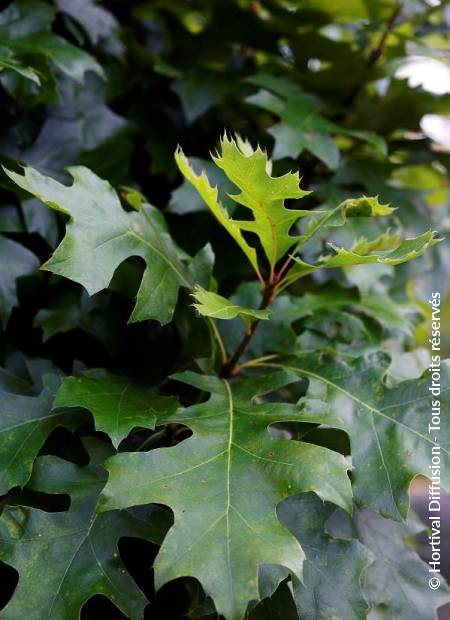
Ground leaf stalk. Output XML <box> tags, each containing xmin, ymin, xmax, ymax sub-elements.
<box><xmin>220</xmin><ymin>282</ymin><xmax>276</xmax><ymax>378</ymax></box>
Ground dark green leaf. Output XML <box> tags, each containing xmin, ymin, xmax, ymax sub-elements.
<box><xmin>279</xmin><ymin>493</ymin><xmax>371</xmax><ymax>620</ymax></box>
<box><xmin>0</xmin><ymin>373</ymin><xmax>84</xmax><ymax>494</ymax></box>
<box><xmin>328</xmin><ymin>507</ymin><xmax>450</xmax><ymax>620</ymax></box>
<box><xmin>4</xmin><ymin>165</ymin><xmax>195</xmax><ymax>325</ymax></box>
<box><xmin>98</xmin><ymin>372</ymin><xmax>352</xmax><ymax>619</ymax></box>
<box><xmin>0</xmin><ymin>235</ymin><xmax>39</xmax><ymax>328</ymax></box>
<box><xmin>275</xmin><ymin>353</ymin><xmax>450</xmax><ymax>520</ymax></box>
<box><xmin>0</xmin><ymin>0</ymin><xmax>103</xmax><ymax>102</ymax></box>
<box><xmin>0</xmin><ymin>441</ymin><xmax>171</xmax><ymax>619</ymax></box>
<box><xmin>55</xmin><ymin>372</ymin><xmax>180</xmax><ymax>447</ymax></box>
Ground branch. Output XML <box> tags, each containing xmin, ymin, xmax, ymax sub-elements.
<box><xmin>367</xmin><ymin>4</ymin><xmax>402</xmax><ymax>67</ymax></box>
<box><xmin>342</xmin><ymin>3</ymin><xmax>402</xmax><ymax>107</ymax></box>
<box><xmin>219</xmin><ymin>283</ymin><xmax>276</xmax><ymax>378</ymax></box>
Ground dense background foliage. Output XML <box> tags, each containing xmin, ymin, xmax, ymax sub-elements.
<box><xmin>0</xmin><ymin>0</ymin><xmax>449</xmax><ymax>618</ymax></box>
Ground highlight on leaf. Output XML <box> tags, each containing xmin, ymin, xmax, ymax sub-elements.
<box><xmin>54</xmin><ymin>372</ymin><xmax>180</xmax><ymax>448</ymax></box>
<box><xmin>175</xmin><ymin>132</ymin><xmax>313</xmax><ymax>280</ymax></box>
<box><xmin>340</xmin><ymin>195</ymin><xmax>395</xmax><ymax>217</ymax></box>
<box><xmin>175</xmin><ymin>135</ymin><xmax>441</xmax><ymax>294</ymax></box>
<box><xmin>174</xmin><ymin>144</ymin><xmax>262</xmax><ymax>283</ymax></box>
<box><xmin>191</xmin><ymin>285</ymin><xmax>271</xmax><ymax>322</ymax></box>
<box><xmin>2</xmin><ymin>164</ymin><xmax>194</xmax><ymax>325</ymax></box>
<box><xmin>292</xmin><ymin>230</ymin><xmax>441</xmax><ymax>271</ymax></box>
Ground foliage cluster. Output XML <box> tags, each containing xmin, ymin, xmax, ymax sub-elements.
<box><xmin>0</xmin><ymin>1</ymin><xmax>449</xmax><ymax>619</ymax></box>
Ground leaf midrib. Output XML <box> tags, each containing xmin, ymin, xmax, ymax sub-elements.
<box><xmin>226</xmin><ymin>161</ymin><xmax>279</xmax><ymax>265</ymax></box>
<box><xmin>49</xmin><ymin>223</ymin><xmax>192</xmax><ymax>291</ymax></box>
<box><xmin>46</xmin><ymin>519</ymin><xmax>97</xmax><ymax>619</ymax></box>
<box><xmin>369</xmin><ymin>415</ymin><xmax>403</xmax><ymax>519</ymax></box>
<box><xmin>116</xmin><ymin>382</ymin><xmax>130</xmax><ymax>440</ymax></box>
<box><xmin>274</xmin><ymin>363</ymin><xmax>448</xmax><ymax>453</ymax></box>
<box><xmin>1</xmin><ymin>408</ymin><xmax>70</xmax><ymax>433</ymax></box>
<box><xmin>223</xmin><ymin>379</ymin><xmax>235</xmax><ymax>611</ymax></box>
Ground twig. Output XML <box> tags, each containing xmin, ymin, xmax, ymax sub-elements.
<box><xmin>234</xmin><ymin>354</ymin><xmax>279</xmax><ymax>373</ymax></box>
<box><xmin>220</xmin><ymin>283</ymin><xmax>276</xmax><ymax>378</ymax></box>
<box><xmin>367</xmin><ymin>4</ymin><xmax>403</xmax><ymax>67</ymax></box>
<box><xmin>208</xmin><ymin>318</ymin><xmax>228</xmax><ymax>365</ymax></box>
<box><xmin>342</xmin><ymin>3</ymin><xmax>403</xmax><ymax>108</ymax></box>
<box><xmin>136</xmin><ymin>428</ymin><xmax>168</xmax><ymax>451</ymax></box>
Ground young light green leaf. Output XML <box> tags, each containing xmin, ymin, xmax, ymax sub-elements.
<box><xmin>345</xmin><ymin>230</ymin><xmax>402</xmax><ymax>256</ymax></box>
<box><xmin>273</xmin><ymin>352</ymin><xmax>450</xmax><ymax>520</ymax></box>
<box><xmin>219</xmin><ymin>282</ymin><xmax>298</xmax><ymax>361</ymax></box>
<box><xmin>340</xmin><ymin>196</ymin><xmax>394</xmax><ymax>217</ymax></box>
<box><xmin>0</xmin><ymin>443</ymin><xmax>171</xmax><ymax>620</ymax></box>
<box><xmin>294</xmin><ymin>196</ymin><xmax>396</xmax><ymax>252</ymax></box>
<box><xmin>285</xmin><ymin>230</ymin><xmax>441</xmax><ymax>287</ymax></box>
<box><xmin>212</xmin><ymin>134</ymin><xmax>312</xmax><ymax>269</ymax></box>
<box><xmin>3</xmin><ymin>165</ymin><xmax>194</xmax><ymax>325</ymax></box>
<box><xmin>169</xmin><ymin>156</ymin><xmax>236</xmax><ymax>215</ymax></box>
<box><xmin>323</xmin><ymin>231</ymin><xmax>440</xmax><ymax>268</ymax></box>
<box><xmin>54</xmin><ymin>372</ymin><xmax>180</xmax><ymax>448</ymax></box>
<box><xmin>98</xmin><ymin>372</ymin><xmax>352</xmax><ymax>620</ymax></box>
<box><xmin>174</xmin><ymin>144</ymin><xmax>261</xmax><ymax>280</ymax></box>
<box><xmin>191</xmin><ymin>286</ymin><xmax>270</xmax><ymax>322</ymax></box>
<box><xmin>176</xmin><ymin>133</ymin><xmax>314</xmax><ymax>275</ymax></box>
